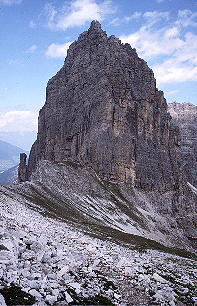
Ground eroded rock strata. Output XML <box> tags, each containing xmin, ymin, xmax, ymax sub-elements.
<box><xmin>27</xmin><ymin>21</ymin><xmax>181</xmax><ymax>193</ymax></box>
<box><xmin>168</xmin><ymin>102</ymin><xmax>197</xmax><ymax>187</ymax></box>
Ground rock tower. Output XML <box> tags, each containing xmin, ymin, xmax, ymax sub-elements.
<box><xmin>27</xmin><ymin>21</ymin><xmax>181</xmax><ymax>192</ymax></box>
<box><xmin>18</xmin><ymin>153</ymin><xmax>27</xmax><ymax>183</ymax></box>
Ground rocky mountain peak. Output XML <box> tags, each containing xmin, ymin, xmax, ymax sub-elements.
<box><xmin>27</xmin><ymin>21</ymin><xmax>182</xmax><ymax>193</ymax></box>
<box><xmin>89</xmin><ymin>20</ymin><xmax>102</xmax><ymax>31</ymax></box>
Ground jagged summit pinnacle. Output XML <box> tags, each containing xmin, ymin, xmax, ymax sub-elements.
<box><xmin>89</xmin><ymin>20</ymin><xmax>102</xmax><ymax>30</ymax></box>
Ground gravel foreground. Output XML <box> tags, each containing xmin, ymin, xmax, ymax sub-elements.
<box><xmin>0</xmin><ymin>197</ymin><xmax>196</xmax><ymax>306</ymax></box>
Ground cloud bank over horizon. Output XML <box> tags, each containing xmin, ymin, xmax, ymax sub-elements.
<box><xmin>0</xmin><ymin>111</ymin><xmax>37</xmax><ymax>133</ymax></box>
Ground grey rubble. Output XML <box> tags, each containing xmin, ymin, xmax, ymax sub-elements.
<box><xmin>0</xmin><ymin>184</ymin><xmax>196</xmax><ymax>306</ymax></box>
<box><xmin>27</xmin><ymin>20</ymin><xmax>181</xmax><ymax>193</ymax></box>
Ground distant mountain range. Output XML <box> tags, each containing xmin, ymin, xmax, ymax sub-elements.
<box><xmin>0</xmin><ymin>139</ymin><xmax>28</xmax><ymax>173</ymax></box>
<box><xmin>0</xmin><ymin>164</ymin><xmax>18</xmax><ymax>185</ymax></box>
<box><xmin>0</xmin><ymin>131</ymin><xmax>36</xmax><ymax>152</ymax></box>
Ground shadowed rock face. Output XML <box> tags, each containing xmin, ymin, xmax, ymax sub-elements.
<box><xmin>168</xmin><ymin>102</ymin><xmax>197</xmax><ymax>187</ymax></box>
<box><xmin>18</xmin><ymin>153</ymin><xmax>27</xmax><ymax>183</ymax></box>
<box><xmin>28</xmin><ymin>21</ymin><xmax>181</xmax><ymax>192</ymax></box>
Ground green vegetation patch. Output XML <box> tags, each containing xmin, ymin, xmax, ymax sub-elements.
<box><xmin>96</xmin><ymin>179</ymin><xmax>147</xmax><ymax>229</ymax></box>
<box><xmin>81</xmin><ymin>222</ymin><xmax>197</xmax><ymax>259</ymax></box>
<box><xmin>0</xmin><ymin>286</ymin><xmax>36</xmax><ymax>305</ymax></box>
<box><xmin>60</xmin><ymin>160</ymin><xmax>83</xmax><ymax>169</ymax></box>
<box><xmin>69</xmin><ymin>294</ymin><xmax>115</xmax><ymax>305</ymax></box>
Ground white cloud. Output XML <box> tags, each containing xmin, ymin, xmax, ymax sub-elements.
<box><xmin>45</xmin><ymin>2</ymin><xmax>57</xmax><ymax>28</ymax></box>
<box><xmin>143</xmin><ymin>11</ymin><xmax>169</xmax><ymax>23</ymax></box>
<box><xmin>154</xmin><ymin>59</ymin><xmax>197</xmax><ymax>84</ymax></box>
<box><xmin>29</xmin><ymin>20</ymin><xmax>36</xmax><ymax>29</ymax></box>
<box><xmin>8</xmin><ymin>59</ymin><xmax>21</xmax><ymax>65</ymax></box>
<box><xmin>165</xmin><ymin>90</ymin><xmax>179</xmax><ymax>96</ymax></box>
<box><xmin>109</xmin><ymin>17</ymin><xmax>120</xmax><ymax>26</ymax></box>
<box><xmin>113</xmin><ymin>10</ymin><xmax>169</xmax><ymax>27</ymax></box>
<box><xmin>0</xmin><ymin>0</ymin><xmax>22</xmax><ymax>5</ymax></box>
<box><xmin>0</xmin><ymin>87</ymin><xmax>9</xmax><ymax>95</ymax></box>
<box><xmin>120</xmin><ymin>10</ymin><xmax>197</xmax><ymax>84</ymax></box>
<box><xmin>176</xmin><ymin>10</ymin><xmax>197</xmax><ymax>27</ymax></box>
<box><xmin>46</xmin><ymin>0</ymin><xmax>115</xmax><ymax>30</ymax></box>
<box><xmin>45</xmin><ymin>41</ymin><xmax>73</xmax><ymax>58</ymax></box>
<box><xmin>164</xmin><ymin>26</ymin><xmax>179</xmax><ymax>38</ymax></box>
<box><xmin>26</xmin><ymin>44</ymin><xmax>37</xmax><ymax>53</ymax></box>
<box><xmin>109</xmin><ymin>12</ymin><xmax>142</xmax><ymax>26</ymax></box>
<box><xmin>0</xmin><ymin>111</ymin><xmax>37</xmax><ymax>133</ymax></box>
<box><xmin>124</xmin><ymin>12</ymin><xmax>142</xmax><ymax>22</ymax></box>
<box><xmin>121</xmin><ymin>27</ymin><xmax>183</xmax><ymax>57</ymax></box>
<box><xmin>120</xmin><ymin>11</ymin><xmax>174</xmax><ymax>57</ymax></box>
<box><xmin>153</xmin><ymin>31</ymin><xmax>197</xmax><ymax>84</ymax></box>
<box><xmin>174</xmin><ymin>32</ymin><xmax>197</xmax><ymax>64</ymax></box>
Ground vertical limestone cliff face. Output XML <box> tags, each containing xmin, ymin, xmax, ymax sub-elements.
<box><xmin>28</xmin><ymin>21</ymin><xmax>181</xmax><ymax>192</ymax></box>
<box><xmin>168</xmin><ymin>102</ymin><xmax>197</xmax><ymax>187</ymax></box>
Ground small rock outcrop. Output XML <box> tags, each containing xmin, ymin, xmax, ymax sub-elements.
<box><xmin>18</xmin><ymin>153</ymin><xmax>27</xmax><ymax>183</ymax></box>
<box><xmin>168</xmin><ymin>102</ymin><xmax>197</xmax><ymax>187</ymax></box>
<box><xmin>27</xmin><ymin>21</ymin><xmax>181</xmax><ymax>193</ymax></box>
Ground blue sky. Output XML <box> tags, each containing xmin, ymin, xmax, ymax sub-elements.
<box><xmin>0</xmin><ymin>0</ymin><xmax>197</xmax><ymax>149</ymax></box>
